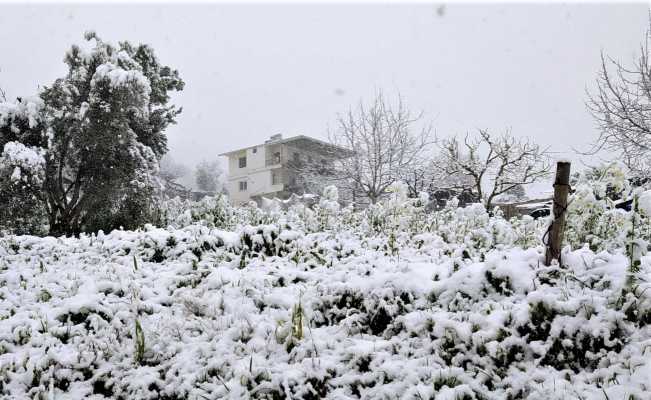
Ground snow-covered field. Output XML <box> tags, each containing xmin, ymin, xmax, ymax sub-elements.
<box><xmin>1</xmin><ymin>190</ymin><xmax>651</xmax><ymax>400</ymax></box>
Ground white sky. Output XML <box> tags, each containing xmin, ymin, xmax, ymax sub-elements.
<box><xmin>0</xmin><ymin>3</ymin><xmax>648</xmax><ymax>170</ymax></box>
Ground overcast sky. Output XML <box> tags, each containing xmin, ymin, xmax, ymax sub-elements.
<box><xmin>0</xmin><ymin>3</ymin><xmax>648</xmax><ymax>169</ymax></box>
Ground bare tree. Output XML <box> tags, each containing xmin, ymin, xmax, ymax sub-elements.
<box><xmin>329</xmin><ymin>91</ymin><xmax>433</xmax><ymax>204</ymax></box>
<box><xmin>400</xmin><ymin>158</ymin><xmax>435</xmax><ymax>198</ymax></box>
<box><xmin>586</xmin><ymin>20</ymin><xmax>651</xmax><ymax>176</ymax></box>
<box><xmin>436</xmin><ymin>129</ymin><xmax>551</xmax><ymax>210</ymax></box>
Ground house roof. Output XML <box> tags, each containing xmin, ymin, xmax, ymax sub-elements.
<box><xmin>218</xmin><ymin>135</ymin><xmax>352</xmax><ymax>157</ymax></box>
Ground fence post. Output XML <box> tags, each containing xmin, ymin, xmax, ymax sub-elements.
<box><xmin>544</xmin><ymin>161</ymin><xmax>571</xmax><ymax>266</ymax></box>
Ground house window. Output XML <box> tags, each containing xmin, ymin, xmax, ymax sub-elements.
<box><xmin>293</xmin><ymin>152</ymin><xmax>300</xmax><ymax>163</ymax></box>
<box><xmin>252</xmin><ymin>148</ymin><xmax>257</xmax><ymax>154</ymax></box>
<box><xmin>273</xmin><ymin>152</ymin><xmax>281</xmax><ymax>164</ymax></box>
<box><xmin>272</xmin><ymin>171</ymin><xmax>280</xmax><ymax>185</ymax></box>
<box><xmin>239</xmin><ymin>156</ymin><xmax>247</xmax><ymax>168</ymax></box>
<box><xmin>239</xmin><ymin>181</ymin><xmax>247</xmax><ymax>191</ymax></box>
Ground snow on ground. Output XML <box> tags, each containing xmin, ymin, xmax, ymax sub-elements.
<box><xmin>1</xmin><ymin>211</ymin><xmax>650</xmax><ymax>399</ymax></box>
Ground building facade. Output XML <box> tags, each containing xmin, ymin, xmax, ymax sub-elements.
<box><xmin>219</xmin><ymin>134</ymin><xmax>348</xmax><ymax>204</ymax></box>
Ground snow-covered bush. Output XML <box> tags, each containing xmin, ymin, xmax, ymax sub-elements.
<box><xmin>565</xmin><ymin>163</ymin><xmax>650</xmax><ymax>252</ymax></box>
<box><xmin>159</xmin><ymin>194</ymin><xmax>233</xmax><ymax>229</ymax></box>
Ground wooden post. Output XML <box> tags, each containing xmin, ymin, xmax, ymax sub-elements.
<box><xmin>544</xmin><ymin>161</ymin><xmax>571</xmax><ymax>266</ymax></box>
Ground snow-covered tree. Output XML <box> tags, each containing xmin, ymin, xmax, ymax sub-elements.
<box><xmin>195</xmin><ymin>159</ymin><xmax>224</xmax><ymax>193</ymax></box>
<box><xmin>0</xmin><ymin>32</ymin><xmax>184</xmax><ymax>235</ymax></box>
<box><xmin>587</xmin><ymin>21</ymin><xmax>651</xmax><ymax>177</ymax></box>
<box><xmin>436</xmin><ymin>129</ymin><xmax>551</xmax><ymax>210</ymax></box>
<box><xmin>329</xmin><ymin>91</ymin><xmax>433</xmax><ymax>204</ymax></box>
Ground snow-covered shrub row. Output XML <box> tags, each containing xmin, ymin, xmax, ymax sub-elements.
<box><xmin>1</xmin><ymin>185</ymin><xmax>650</xmax><ymax>399</ymax></box>
<box><xmin>158</xmin><ymin>173</ymin><xmax>650</xmax><ymax>260</ymax></box>
<box><xmin>158</xmin><ymin>184</ymin><xmax>547</xmax><ymax>260</ymax></box>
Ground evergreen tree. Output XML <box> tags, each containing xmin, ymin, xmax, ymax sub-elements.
<box><xmin>0</xmin><ymin>32</ymin><xmax>184</xmax><ymax>235</ymax></box>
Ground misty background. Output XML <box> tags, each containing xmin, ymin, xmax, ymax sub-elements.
<box><xmin>0</xmin><ymin>3</ymin><xmax>647</xmax><ymax>182</ymax></box>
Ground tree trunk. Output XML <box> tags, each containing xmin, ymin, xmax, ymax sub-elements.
<box><xmin>544</xmin><ymin>161</ymin><xmax>571</xmax><ymax>266</ymax></box>
<box><xmin>48</xmin><ymin>211</ymin><xmax>81</xmax><ymax>237</ymax></box>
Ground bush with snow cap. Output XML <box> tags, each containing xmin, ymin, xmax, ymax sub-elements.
<box><xmin>319</xmin><ymin>185</ymin><xmax>339</xmax><ymax>211</ymax></box>
<box><xmin>564</xmin><ymin>163</ymin><xmax>650</xmax><ymax>252</ymax></box>
<box><xmin>299</xmin><ymin>185</ymin><xmax>341</xmax><ymax>232</ymax></box>
<box><xmin>159</xmin><ymin>194</ymin><xmax>233</xmax><ymax>229</ymax></box>
<box><xmin>361</xmin><ymin>181</ymin><xmax>432</xmax><ymax>234</ymax></box>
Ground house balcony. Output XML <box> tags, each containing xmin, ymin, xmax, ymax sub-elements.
<box><xmin>265</xmin><ymin>156</ymin><xmax>282</xmax><ymax>167</ymax></box>
<box><xmin>264</xmin><ymin>143</ymin><xmax>282</xmax><ymax>167</ymax></box>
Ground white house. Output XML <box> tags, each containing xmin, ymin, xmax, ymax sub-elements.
<box><xmin>219</xmin><ymin>134</ymin><xmax>349</xmax><ymax>204</ymax></box>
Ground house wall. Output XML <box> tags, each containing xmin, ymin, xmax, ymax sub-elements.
<box><xmin>226</xmin><ymin>145</ymin><xmax>270</xmax><ymax>204</ymax></box>
<box><xmin>224</xmin><ymin>137</ymin><xmax>345</xmax><ymax>204</ymax></box>
<box><xmin>228</xmin><ymin>146</ymin><xmax>265</xmax><ymax>179</ymax></box>
<box><xmin>247</xmin><ymin>169</ymin><xmax>273</xmax><ymax>197</ymax></box>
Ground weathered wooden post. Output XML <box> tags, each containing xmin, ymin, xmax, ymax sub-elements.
<box><xmin>544</xmin><ymin>161</ymin><xmax>571</xmax><ymax>266</ymax></box>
